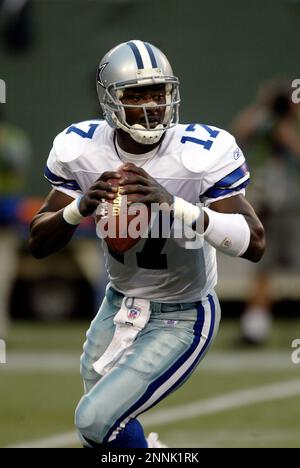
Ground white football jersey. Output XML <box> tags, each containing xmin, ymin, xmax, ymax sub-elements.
<box><xmin>45</xmin><ymin>120</ymin><xmax>249</xmax><ymax>302</ymax></box>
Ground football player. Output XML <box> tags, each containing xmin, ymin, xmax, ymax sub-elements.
<box><xmin>29</xmin><ymin>40</ymin><xmax>265</xmax><ymax>448</ymax></box>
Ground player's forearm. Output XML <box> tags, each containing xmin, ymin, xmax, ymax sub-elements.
<box><xmin>173</xmin><ymin>196</ymin><xmax>265</xmax><ymax>262</ymax></box>
<box><xmin>29</xmin><ymin>210</ymin><xmax>78</xmax><ymax>259</ymax></box>
<box><xmin>240</xmin><ymin>213</ymin><xmax>265</xmax><ymax>262</ymax></box>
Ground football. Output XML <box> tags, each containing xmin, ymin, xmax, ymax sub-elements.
<box><xmin>96</xmin><ymin>168</ymin><xmax>150</xmax><ymax>254</ymax></box>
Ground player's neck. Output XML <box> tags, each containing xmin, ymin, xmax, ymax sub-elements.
<box><xmin>115</xmin><ymin>129</ymin><xmax>164</xmax><ymax>155</ymax></box>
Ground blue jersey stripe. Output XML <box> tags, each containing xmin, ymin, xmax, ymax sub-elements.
<box><xmin>143</xmin><ymin>42</ymin><xmax>158</xmax><ymax>68</ymax></box>
<box><xmin>204</xmin><ymin>178</ymin><xmax>249</xmax><ymax>199</ymax></box>
<box><xmin>44</xmin><ymin>166</ymin><xmax>81</xmax><ymax>191</ymax></box>
<box><xmin>127</xmin><ymin>41</ymin><xmax>144</xmax><ymax>69</ymax></box>
<box><xmin>216</xmin><ymin>161</ymin><xmax>249</xmax><ymax>188</ymax></box>
<box><xmin>103</xmin><ymin>297</ymin><xmax>216</xmax><ymax>443</ymax></box>
<box><xmin>143</xmin><ymin>295</ymin><xmax>216</xmax><ymax>413</ymax></box>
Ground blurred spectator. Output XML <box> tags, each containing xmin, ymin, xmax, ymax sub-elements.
<box><xmin>0</xmin><ymin>107</ymin><xmax>31</xmax><ymax>339</ymax></box>
<box><xmin>232</xmin><ymin>78</ymin><xmax>300</xmax><ymax>345</ymax></box>
<box><xmin>0</xmin><ymin>0</ymin><xmax>33</xmax><ymax>52</ymax></box>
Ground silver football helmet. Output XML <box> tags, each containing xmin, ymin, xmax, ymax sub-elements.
<box><xmin>96</xmin><ymin>40</ymin><xmax>180</xmax><ymax>144</ymax></box>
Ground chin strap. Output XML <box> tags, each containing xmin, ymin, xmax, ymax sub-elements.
<box><xmin>129</xmin><ymin>123</ymin><xmax>165</xmax><ymax>144</ymax></box>
<box><xmin>112</xmin><ymin>113</ymin><xmax>165</xmax><ymax>144</ymax></box>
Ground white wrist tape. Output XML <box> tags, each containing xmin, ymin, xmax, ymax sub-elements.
<box><xmin>203</xmin><ymin>207</ymin><xmax>251</xmax><ymax>257</ymax></box>
<box><xmin>173</xmin><ymin>196</ymin><xmax>203</xmax><ymax>226</ymax></box>
<box><xmin>62</xmin><ymin>197</ymin><xmax>83</xmax><ymax>225</ymax></box>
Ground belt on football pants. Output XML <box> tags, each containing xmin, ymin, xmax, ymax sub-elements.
<box><xmin>107</xmin><ymin>286</ymin><xmax>199</xmax><ymax>313</ymax></box>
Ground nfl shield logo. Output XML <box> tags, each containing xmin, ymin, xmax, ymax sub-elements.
<box><xmin>127</xmin><ymin>307</ymin><xmax>141</xmax><ymax>320</ymax></box>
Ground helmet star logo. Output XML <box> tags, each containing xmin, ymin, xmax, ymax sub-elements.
<box><xmin>97</xmin><ymin>62</ymin><xmax>109</xmax><ymax>88</ymax></box>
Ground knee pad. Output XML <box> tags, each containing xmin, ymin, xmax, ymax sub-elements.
<box><xmin>75</xmin><ymin>395</ymin><xmax>97</xmax><ymax>432</ymax></box>
<box><xmin>75</xmin><ymin>394</ymin><xmax>111</xmax><ymax>445</ymax></box>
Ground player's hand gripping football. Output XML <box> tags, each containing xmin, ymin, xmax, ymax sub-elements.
<box><xmin>118</xmin><ymin>163</ymin><xmax>174</xmax><ymax>208</ymax></box>
<box><xmin>78</xmin><ymin>171</ymin><xmax>120</xmax><ymax>216</ymax></box>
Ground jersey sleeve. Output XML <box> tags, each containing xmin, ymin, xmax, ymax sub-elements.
<box><xmin>44</xmin><ymin>134</ymin><xmax>83</xmax><ymax>199</ymax></box>
<box><xmin>181</xmin><ymin>124</ymin><xmax>250</xmax><ymax>206</ymax></box>
<box><xmin>199</xmin><ymin>131</ymin><xmax>250</xmax><ymax>206</ymax></box>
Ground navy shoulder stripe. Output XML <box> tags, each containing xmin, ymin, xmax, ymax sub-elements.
<box><xmin>44</xmin><ymin>166</ymin><xmax>81</xmax><ymax>191</ymax></box>
<box><xmin>216</xmin><ymin>162</ymin><xmax>249</xmax><ymax>188</ymax></box>
<box><xmin>203</xmin><ymin>178</ymin><xmax>250</xmax><ymax>199</ymax></box>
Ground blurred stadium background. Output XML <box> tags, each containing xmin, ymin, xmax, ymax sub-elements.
<box><xmin>0</xmin><ymin>0</ymin><xmax>300</xmax><ymax>448</ymax></box>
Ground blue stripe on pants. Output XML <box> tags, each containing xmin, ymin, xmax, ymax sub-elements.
<box><xmin>103</xmin><ymin>295</ymin><xmax>216</xmax><ymax>443</ymax></box>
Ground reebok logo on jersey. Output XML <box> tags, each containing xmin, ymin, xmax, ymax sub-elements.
<box><xmin>233</xmin><ymin>147</ymin><xmax>242</xmax><ymax>160</ymax></box>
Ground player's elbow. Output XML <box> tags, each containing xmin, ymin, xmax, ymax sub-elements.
<box><xmin>28</xmin><ymin>235</ymin><xmax>47</xmax><ymax>259</ymax></box>
<box><xmin>243</xmin><ymin>222</ymin><xmax>266</xmax><ymax>263</ymax></box>
<box><xmin>29</xmin><ymin>247</ymin><xmax>47</xmax><ymax>260</ymax></box>
<box><xmin>28</xmin><ymin>220</ymin><xmax>49</xmax><ymax>259</ymax></box>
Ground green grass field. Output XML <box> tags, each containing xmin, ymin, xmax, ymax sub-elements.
<box><xmin>1</xmin><ymin>319</ymin><xmax>300</xmax><ymax>448</ymax></box>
